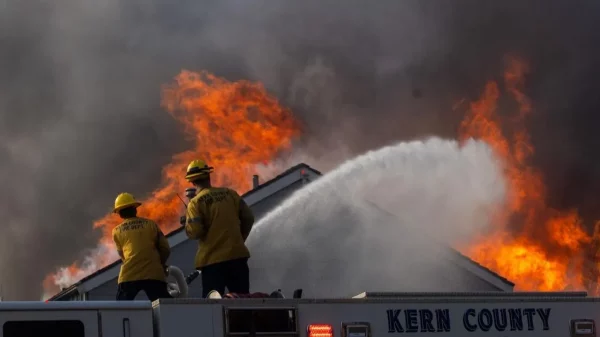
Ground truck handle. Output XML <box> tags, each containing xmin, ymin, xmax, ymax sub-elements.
<box><xmin>123</xmin><ymin>318</ymin><xmax>131</xmax><ymax>337</ymax></box>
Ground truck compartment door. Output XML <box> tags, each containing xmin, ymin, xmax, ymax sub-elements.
<box><xmin>98</xmin><ymin>308</ymin><xmax>154</xmax><ymax>337</ymax></box>
<box><xmin>0</xmin><ymin>310</ymin><xmax>99</xmax><ymax>337</ymax></box>
<box><xmin>224</xmin><ymin>306</ymin><xmax>298</xmax><ymax>337</ymax></box>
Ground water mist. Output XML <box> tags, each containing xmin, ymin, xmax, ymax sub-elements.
<box><xmin>246</xmin><ymin>137</ymin><xmax>507</xmax><ymax>297</ymax></box>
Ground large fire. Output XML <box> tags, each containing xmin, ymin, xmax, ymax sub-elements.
<box><xmin>458</xmin><ymin>55</ymin><xmax>599</xmax><ymax>293</ymax></box>
<box><xmin>42</xmin><ymin>71</ymin><xmax>301</xmax><ymax>296</ymax></box>
<box><xmin>43</xmin><ymin>57</ymin><xmax>600</xmax><ymax>299</ymax></box>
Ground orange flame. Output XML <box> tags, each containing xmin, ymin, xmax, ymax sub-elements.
<box><xmin>43</xmin><ymin>59</ymin><xmax>600</xmax><ymax>299</ymax></box>
<box><xmin>43</xmin><ymin>70</ymin><xmax>301</xmax><ymax>296</ymax></box>
<box><xmin>458</xmin><ymin>55</ymin><xmax>597</xmax><ymax>292</ymax></box>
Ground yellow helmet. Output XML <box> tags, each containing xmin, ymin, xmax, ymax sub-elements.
<box><xmin>185</xmin><ymin>159</ymin><xmax>214</xmax><ymax>181</ymax></box>
<box><xmin>113</xmin><ymin>192</ymin><xmax>142</xmax><ymax>213</ymax></box>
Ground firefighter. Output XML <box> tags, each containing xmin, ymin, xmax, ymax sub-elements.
<box><xmin>111</xmin><ymin>192</ymin><xmax>173</xmax><ymax>301</ymax></box>
<box><xmin>183</xmin><ymin>159</ymin><xmax>255</xmax><ymax>297</ymax></box>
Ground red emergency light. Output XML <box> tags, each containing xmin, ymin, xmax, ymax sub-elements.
<box><xmin>308</xmin><ymin>324</ymin><xmax>333</xmax><ymax>337</ymax></box>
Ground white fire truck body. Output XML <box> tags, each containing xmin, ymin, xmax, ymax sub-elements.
<box><xmin>1</xmin><ymin>292</ymin><xmax>599</xmax><ymax>337</ymax></box>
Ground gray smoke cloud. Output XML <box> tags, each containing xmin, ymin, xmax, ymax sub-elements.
<box><xmin>1</xmin><ymin>0</ymin><xmax>599</xmax><ymax>299</ymax></box>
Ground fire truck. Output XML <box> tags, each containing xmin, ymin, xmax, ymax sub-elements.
<box><xmin>2</xmin><ymin>266</ymin><xmax>598</xmax><ymax>337</ymax></box>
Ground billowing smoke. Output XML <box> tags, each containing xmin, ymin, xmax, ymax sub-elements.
<box><xmin>1</xmin><ymin>1</ymin><xmax>599</xmax><ymax>299</ymax></box>
<box><xmin>247</xmin><ymin>138</ymin><xmax>506</xmax><ymax>296</ymax></box>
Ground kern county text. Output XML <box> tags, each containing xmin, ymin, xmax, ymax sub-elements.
<box><xmin>386</xmin><ymin>308</ymin><xmax>551</xmax><ymax>333</ymax></box>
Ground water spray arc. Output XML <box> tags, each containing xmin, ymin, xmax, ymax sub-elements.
<box><xmin>245</xmin><ymin>137</ymin><xmax>507</xmax><ymax>297</ymax></box>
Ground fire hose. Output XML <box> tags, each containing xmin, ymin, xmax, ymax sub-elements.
<box><xmin>167</xmin><ymin>188</ymin><xmax>202</xmax><ymax>299</ymax></box>
<box><xmin>165</xmin><ymin>266</ymin><xmax>202</xmax><ymax>298</ymax></box>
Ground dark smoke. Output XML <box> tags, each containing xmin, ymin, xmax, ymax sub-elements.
<box><xmin>1</xmin><ymin>0</ymin><xmax>599</xmax><ymax>299</ymax></box>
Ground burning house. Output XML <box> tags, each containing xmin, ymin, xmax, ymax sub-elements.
<box><xmin>48</xmin><ymin>163</ymin><xmax>513</xmax><ymax>301</ymax></box>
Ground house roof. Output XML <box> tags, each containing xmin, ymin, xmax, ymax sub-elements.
<box><xmin>48</xmin><ymin>161</ymin><xmax>513</xmax><ymax>300</ymax></box>
<box><xmin>452</xmin><ymin>250</ymin><xmax>514</xmax><ymax>287</ymax></box>
<box><xmin>362</xmin><ymin>201</ymin><xmax>514</xmax><ymax>290</ymax></box>
<box><xmin>48</xmin><ymin>163</ymin><xmax>322</xmax><ymax>301</ymax></box>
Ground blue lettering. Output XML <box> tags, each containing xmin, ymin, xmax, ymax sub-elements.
<box><xmin>435</xmin><ymin>309</ymin><xmax>451</xmax><ymax>332</ymax></box>
<box><xmin>478</xmin><ymin>309</ymin><xmax>493</xmax><ymax>332</ymax></box>
<box><xmin>387</xmin><ymin>307</ymin><xmax>551</xmax><ymax>333</ymax></box>
<box><xmin>404</xmin><ymin>310</ymin><xmax>418</xmax><ymax>333</ymax></box>
<box><xmin>419</xmin><ymin>310</ymin><xmax>435</xmax><ymax>332</ymax></box>
<box><xmin>537</xmin><ymin>308</ymin><xmax>551</xmax><ymax>330</ymax></box>
<box><xmin>463</xmin><ymin>308</ymin><xmax>477</xmax><ymax>332</ymax></box>
<box><xmin>386</xmin><ymin>309</ymin><xmax>450</xmax><ymax>333</ymax></box>
<box><xmin>509</xmin><ymin>309</ymin><xmax>523</xmax><ymax>331</ymax></box>
<box><xmin>387</xmin><ymin>309</ymin><xmax>404</xmax><ymax>333</ymax></box>
<box><xmin>492</xmin><ymin>309</ymin><xmax>507</xmax><ymax>331</ymax></box>
<box><xmin>523</xmin><ymin>308</ymin><xmax>536</xmax><ymax>331</ymax></box>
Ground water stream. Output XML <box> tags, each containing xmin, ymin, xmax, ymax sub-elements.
<box><xmin>246</xmin><ymin>137</ymin><xmax>507</xmax><ymax>297</ymax></box>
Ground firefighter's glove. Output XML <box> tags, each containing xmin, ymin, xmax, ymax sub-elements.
<box><xmin>179</xmin><ymin>216</ymin><xmax>186</xmax><ymax>226</ymax></box>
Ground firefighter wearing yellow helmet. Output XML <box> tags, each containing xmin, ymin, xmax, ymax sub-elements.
<box><xmin>183</xmin><ymin>159</ymin><xmax>255</xmax><ymax>297</ymax></box>
<box><xmin>111</xmin><ymin>192</ymin><xmax>172</xmax><ymax>301</ymax></box>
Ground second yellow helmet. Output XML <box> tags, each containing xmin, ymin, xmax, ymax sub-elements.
<box><xmin>185</xmin><ymin>159</ymin><xmax>214</xmax><ymax>181</ymax></box>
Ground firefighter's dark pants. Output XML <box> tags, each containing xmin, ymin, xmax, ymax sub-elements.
<box><xmin>116</xmin><ymin>280</ymin><xmax>172</xmax><ymax>301</ymax></box>
<box><xmin>200</xmin><ymin>257</ymin><xmax>250</xmax><ymax>298</ymax></box>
